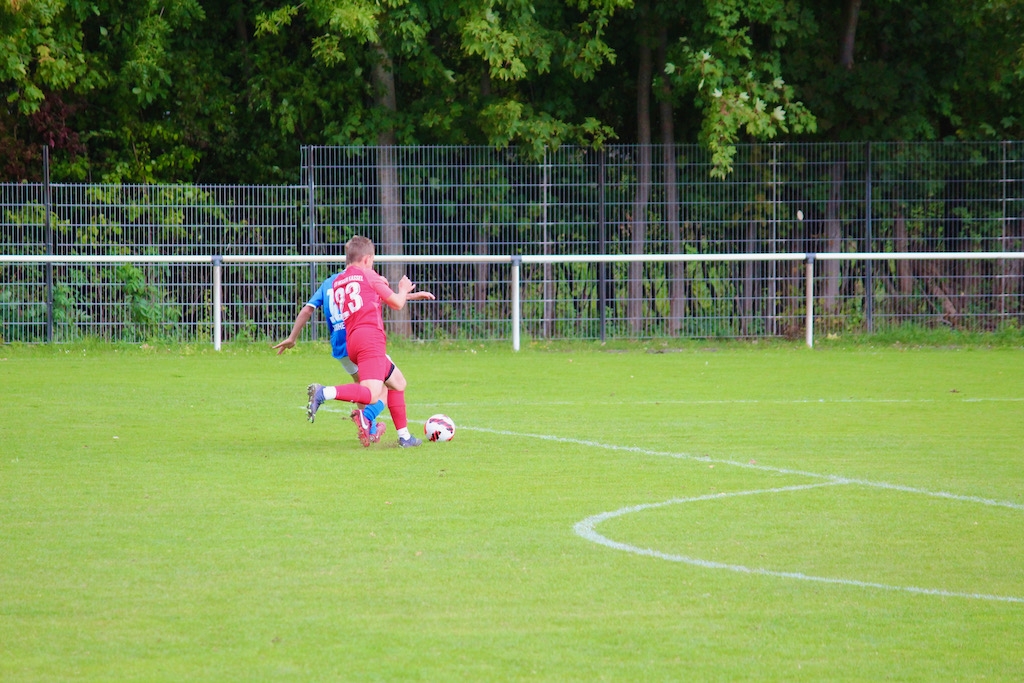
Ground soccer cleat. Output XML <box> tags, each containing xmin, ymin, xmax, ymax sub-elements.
<box><xmin>369</xmin><ymin>421</ymin><xmax>386</xmax><ymax>444</ymax></box>
<box><xmin>350</xmin><ymin>409</ymin><xmax>371</xmax><ymax>447</ymax></box>
<box><xmin>306</xmin><ymin>383</ymin><xmax>325</xmax><ymax>423</ymax></box>
<box><xmin>398</xmin><ymin>435</ymin><xmax>422</xmax><ymax>448</ymax></box>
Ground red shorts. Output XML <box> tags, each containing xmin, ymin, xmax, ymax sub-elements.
<box><xmin>346</xmin><ymin>328</ymin><xmax>389</xmax><ymax>381</ymax></box>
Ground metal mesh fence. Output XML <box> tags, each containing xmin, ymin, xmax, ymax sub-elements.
<box><xmin>2</xmin><ymin>142</ymin><xmax>1023</xmax><ymax>343</ymax></box>
<box><xmin>2</xmin><ymin>184</ymin><xmax>308</xmax><ymax>342</ymax></box>
<box><xmin>302</xmin><ymin>142</ymin><xmax>1023</xmax><ymax>340</ymax></box>
<box><xmin>1</xmin><ymin>182</ymin><xmax>47</xmax><ymax>341</ymax></box>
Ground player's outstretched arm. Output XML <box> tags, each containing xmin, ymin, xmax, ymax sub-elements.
<box><xmin>272</xmin><ymin>305</ymin><xmax>314</xmax><ymax>354</ymax></box>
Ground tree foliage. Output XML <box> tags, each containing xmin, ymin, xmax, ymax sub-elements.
<box><xmin>255</xmin><ymin>0</ymin><xmax>626</xmax><ymax>158</ymax></box>
<box><xmin>781</xmin><ymin>0</ymin><xmax>1024</xmax><ymax>141</ymax></box>
<box><xmin>662</xmin><ymin>0</ymin><xmax>818</xmax><ymax>176</ymax></box>
<box><xmin>1</xmin><ymin>0</ymin><xmax>1023</xmax><ymax>182</ymax></box>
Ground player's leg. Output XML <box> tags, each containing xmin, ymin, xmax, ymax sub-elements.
<box><xmin>307</xmin><ymin>381</ymin><xmax>374</xmax><ymax>422</ymax></box>
<box><xmin>382</xmin><ymin>363</ymin><xmax>421</xmax><ymax>448</ymax></box>
<box><xmin>346</xmin><ymin>375</ymin><xmax>385</xmax><ymax>446</ymax></box>
<box><xmin>306</xmin><ymin>370</ymin><xmax>382</xmax><ymax>425</ymax></box>
<box><xmin>341</xmin><ymin>339</ymin><xmax>389</xmax><ymax>446</ymax></box>
<box><xmin>343</xmin><ymin>356</ymin><xmax>386</xmax><ymax>440</ymax></box>
<box><xmin>307</xmin><ymin>377</ymin><xmax>382</xmax><ymax>445</ymax></box>
<box><xmin>306</xmin><ymin>331</ymin><xmax>386</xmax><ymax>445</ymax></box>
<box><xmin>383</xmin><ymin>363</ymin><xmax>407</xmax><ymax>392</ymax></box>
<box><xmin>368</xmin><ymin>385</ymin><xmax>388</xmax><ymax>443</ymax></box>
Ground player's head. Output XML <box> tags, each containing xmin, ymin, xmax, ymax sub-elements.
<box><xmin>345</xmin><ymin>235</ymin><xmax>375</xmax><ymax>266</ymax></box>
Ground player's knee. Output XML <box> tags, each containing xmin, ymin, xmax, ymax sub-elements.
<box><xmin>386</xmin><ymin>367</ymin><xmax>407</xmax><ymax>392</ymax></box>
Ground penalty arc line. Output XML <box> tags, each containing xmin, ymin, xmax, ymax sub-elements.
<box><xmin>463</xmin><ymin>425</ymin><xmax>1024</xmax><ymax>603</ymax></box>
<box><xmin>572</xmin><ymin>483</ymin><xmax>1024</xmax><ymax>604</ymax></box>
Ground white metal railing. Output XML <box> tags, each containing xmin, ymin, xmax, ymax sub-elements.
<box><xmin>2</xmin><ymin>252</ymin><xmax>1023</xmax><ymax>349</ymax></box>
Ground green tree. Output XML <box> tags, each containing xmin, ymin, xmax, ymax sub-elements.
<box><xmin>1</xmin><ymin>0</ymin><xmax>96</xmax><ymax>178</ymax></box>
<box><xmin>781</xmin><ymin>0</ymin><xmax>1024</xmax><ymax>141</ymax></box>
<box><xmin>777</xmin><ymin>1</ymin><xmax>1024</xmax><ymax>311</ymax></box>
<box><xmin>255</xmin><ymin>0</ymin><xmax>626</xmax><ymax>153</ymax></box>
<box><xmin>5</xmin><ymin>0</ymin><xmax>1024</xmax><ymax>187</ymax></box>
<box><xmin>255</xmin><ymin>0</ymin><xmax>627</xmax><ymax>333</ymax></box>
<box><xmin>660</xmin><ymin>0</ymin><xmax>817</xmax><ymax>177</ymax></box>
<box><xmin>2</xmin><ymin>0</ymin><xmax>337</xmax><ymax>182</ymax></box>
<box><xmin>613</xmin><ymin>0</ymin><xmax>817</xmax><ymax>330</ymax></box>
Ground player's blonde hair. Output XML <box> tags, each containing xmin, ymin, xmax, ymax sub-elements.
<box><xmin>345</xmin><ymin>235</ymin><xmax>375</xmax><ymax>265</ymax></box>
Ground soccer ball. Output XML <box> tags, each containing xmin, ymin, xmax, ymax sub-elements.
<box><xmin>424</xmin><ymin>414</ymin><xmax>455</xmax><ymax>442</ymax></box>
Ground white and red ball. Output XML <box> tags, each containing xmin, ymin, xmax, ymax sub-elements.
<box><xmin>424</xmin><ymin>414</ymin><xmax>455</xmax><ymax>442</ymax></box>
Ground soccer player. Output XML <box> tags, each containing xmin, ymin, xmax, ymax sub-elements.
<box><xmin>273</xmin><ymin>275</ymin><xmax>387</xmax><ymax>442</ymax></box>
<box><xmin>272</xmin><ymin>239</ymin><xmax>432</xmax><ymax>447</ymax></box>
<box><xmin>299</xmin><ymin>235</ymin><xmax>434</xmax><ymax>447</ymax></box>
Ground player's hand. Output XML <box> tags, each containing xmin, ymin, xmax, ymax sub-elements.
<box><xmin>398</xmin><ymin>275</ymin><xmax>416</xmax><ymax>294</ymax></box>
<box><xmin>410</xmin><ymin>291</ymin><xmax>435</xmax><ymax>301</ymax></box>
<box><xmin>272</xmin><ymin>338</ymin><xmax>295</xmax><ymax>355</ymax></box>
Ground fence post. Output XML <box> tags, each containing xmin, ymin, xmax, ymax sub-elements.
<box><xmin>865</xmin><ymin>142</ymin><xmax>874</xmax><ymax>332</ymax></box>
<box><xmin>306</xmin><ymin>146</ymin><xmax>319</xmax><ymax>342</ymax></box>
<box><xmin>511</xmin><ymin>254</ymin><xmax>521</xmax><ymax>352</ymax></box>
<box><xmin>769</xmin><ymin>143</ymin><xmax>779</xmax><ymax>336</ymax></box>
<box><xmin>43</xmin><ymin>145</ymin><xmax>54</xmax><ymax>343</ymax></box>
<box><xmin>212</xmin><ymin>254</ymin><xmax>223</xmax><ymax>351</ymax></box>
<box><xmin>806</xmin><ymin>253</ymin><xmax>815</xmax><ymax>348</ymax></box>
<box><xmin>598</xmin><ymin>150</ymin><xmax>607</xmax><ymax>342</ymax></box>
<box><xmin>1000</xmin><ymin>140</ymin><xmax>1008</xmax><ymax>321</ymax></box>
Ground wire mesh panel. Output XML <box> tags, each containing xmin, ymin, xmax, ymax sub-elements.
<box><xmin>2</xmin><ymin>184</ymin><xmax>307</xmax><ymax>342</ymax></box>
<box><xmin>2</xmin><ymin>142</ymin><xmax>1022</xmax><ymax>344</ymax></box>
<box><xmin>303</xmin><ymin>145</ymin><xmax>605</xmax><ymax>340</ymax></box>
<box><xmin>302</xmin><ymin>143</ymin><xmax>879</xmax><ymax>339</ymax></box>
<box><xmin>0</xmin><ymin>183</ymin><xmax>47</xmax><ymax>342</ymax></box>
<box><xmin>865</xmin><ymin>142</ymin><xmax>1024</xmax><ymax>331</ymax></box>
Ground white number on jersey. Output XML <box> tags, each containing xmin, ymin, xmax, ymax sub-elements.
<box><xmin>335</xmin><ymin>281</ymin><xmax>364</xmax><ymax>321</ymax></box>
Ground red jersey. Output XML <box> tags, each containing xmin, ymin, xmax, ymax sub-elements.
<box><xmin>330</xmin><ymin>265</ymin><xmax>395</xmax><ymax>338</ymax></box>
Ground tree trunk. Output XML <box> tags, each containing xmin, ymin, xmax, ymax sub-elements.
<box><xmin>658</xmin><ymin>25</ymin><xmax>683</xmax><ymax>335</ymax></box>
<box><xmin>474</xmin><ymin>79</ymin><xmax>490</xmax><ymax>321</ymax></box>
<box><xmin>742</xmin><ymin>220</ymin><xmax>756</xmax><ymax>335</ymax></box>
<box><xmin>1002</xmin><ymin>218</ymin><xmax>1024</xmax><ymax>317</ymax></box>
<box><xmin>823</xmin><ymin>161</ymin><xmax>845</xmax><ymax>312</ymax></box>
<box><xmin>542</xmin><ymin>158</ymin><xmax>554</xmax><ymax>338</ymax></box>
<box><xmin>474</xmin><ymin>223</ymin><xmax>489</xmax><ymax>319</ymax></box>
<box><xmin>840</xmin><ymin>0</ymin><xmax>862</xmax><ymax>69</ymax></box>
<box><xmin>921</xmin><ymin>260</ymin><xmax>959</xmax><ymax>324</ymax></box>
<box><xmin>371</xmin><ymin>43</ymin><xmax>409</xmax><ymax>336</ymax></box>
<box><xmin>894</xmin><ymin>205</ymin><xmax>914</xmax><ymax>316</ymax></box>
<box><xmin>629</xmin><ymin>4</ymin><xmax>653</xmax><ymax>334</ymax></box>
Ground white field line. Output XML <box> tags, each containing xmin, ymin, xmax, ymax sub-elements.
<box><xmin>306</xmin><ymin>407</ymin><xmax>1024</xmax><ymax>602</ymax></box>
<box><xmin>464</xmin><ymin>425</ymin><xmax>1024</xmax><ymax>603</ymax></box>
<box><xmin>314</xmin><ymin>408</ymin><xmax>1024</xmax><ymax>511</ymax></box>
<box><xmin>311</xmin><ymin>409</ymin><xmax>1024</xmax><ymax>511</ymax></box>
<box><xmin>408</xmin><ymin>397</ymin><xmax>1024</xmax><ymax>407</ymax></box>
<box><xmin>464</xmin><ymin>426</ymin><xmax>1024</xmax><ymax>511</ymax></box>
<box><xmin>572</xmin><ymin>484</ymin><xmax>1024</xmax><ymax>604</ymax></box>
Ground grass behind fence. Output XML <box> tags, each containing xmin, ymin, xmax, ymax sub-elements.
<box><xmin>1</xmin><ymin>339</ymin><xmax>1023</xmax><ymax>681</ymax></box>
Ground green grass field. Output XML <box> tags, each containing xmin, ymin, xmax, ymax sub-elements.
<box><xmin>2</xmin><ymin>338</ymin><xmax>1023</xmax><ymax>681</ymax></box>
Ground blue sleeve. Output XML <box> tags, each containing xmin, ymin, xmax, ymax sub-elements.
<box><xmin>306</xmin><ymin>277</ymin><xmax>332</xmax><ymax>311</ymax></box>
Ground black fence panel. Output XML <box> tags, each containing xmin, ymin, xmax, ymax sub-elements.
<box><xmin>2</xmin><ymin>142</ymin><xmax>1022</xmax><ymax>343</ymax></box>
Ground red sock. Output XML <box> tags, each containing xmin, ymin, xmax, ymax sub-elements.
<box><xmin>333</xmin><ymin>384</ymin><xmax>372</xmax><ymax>405</ymax></box>
<box><xmin>387</xmin><ymin>390</ymin><xmax>408</xmax><ymax>430</ymax></box>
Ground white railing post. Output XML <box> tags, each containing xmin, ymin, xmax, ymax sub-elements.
<box><xmin>805</xmin><ymin>253</ymin><xmax>815</xmax><ymax>348</ymax></box>
<box><xmin>511</xmin><ymin>255</ymin><xmax>521</xmax><ymax>352</ymax></box>
<box><xmin>4</xmin><ymin>252</ymin><xmax>1024</xmax><ymax>348</ymax></box>
<box><xmin>212</xmin><ymin>255</ymin><xmax>223</xmax><ymax>351</ymax></box>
